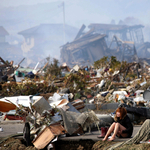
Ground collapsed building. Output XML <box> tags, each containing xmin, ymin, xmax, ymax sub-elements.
<box><xmin>89</xmin><ymin>23</ymin><xmax>150</xmax><ymax>60</ymax></box>
<box><xmin>60</xmin><ymin>26</ymin><xmax>108</xmax><ymax>66</ymax></box>
<box><xmin>60</xmin><ymin>24</ymin><xmax>141</xmax><ymax>66</ymax></box>
<box><xmin>88</xmin><ymin>24</ymin><xmax>144</xmax><ymax>45</ymax></box>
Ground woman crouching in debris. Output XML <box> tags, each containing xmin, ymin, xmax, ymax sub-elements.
<box><xmin>102</xmin><ymin>106</ymin><xmax>133</xmax><ymax>141</ymax></box>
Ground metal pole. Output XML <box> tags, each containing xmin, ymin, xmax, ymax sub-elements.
<box><xmin>63</xmin><ymin>1</ymin><xmax>66</xmax><ymax>44</ymax></box>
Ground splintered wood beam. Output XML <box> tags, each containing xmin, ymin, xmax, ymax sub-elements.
<box><xmin>80</xmin><ymin>27</ymin><xmax>95</xmax><ymax>39</ymax></box>
<box><xmin>0</xmin><ymin>57</ymin><xmax>9</xmax><ymax>66</ymax></box>
<box><xmin>18</xmin><ymin>57</ymin><xmax>25</xmax><ymax>66</ymax></box>
<box><xmin>74</xmin><ymin>24</ymin><xmax>86</xmax><ymax>40</ymax></box>
<box><xmin>0</xmin><ymin>64</ymin><xmax>8</xmax><ymax>68</ymax></box>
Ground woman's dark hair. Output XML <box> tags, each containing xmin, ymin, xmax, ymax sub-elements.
<box><xmin>115</xmin><ymin>107</ymin><xmax>127</xmax><ymax>120</ymax></box>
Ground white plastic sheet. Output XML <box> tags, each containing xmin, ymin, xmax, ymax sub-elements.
<box><xmin>52</xmin><ymin>93</ymin><xmax>61</xmax><ymax>101</ymax></box>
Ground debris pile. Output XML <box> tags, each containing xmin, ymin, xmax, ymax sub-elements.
<box><xmin>0</xmin><ymin>57</ymin><xmax>25</xmax><ymax>83</ymax></box>
<box><xmin>1</xmin><ymin>55</ymin><xmax>150</xmax><ymax>149</ymax></box>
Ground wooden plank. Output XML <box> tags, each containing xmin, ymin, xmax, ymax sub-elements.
<box><xmin>74</xmin><ymin>24</ymin><xmax>86</xmax><ymax>40</ymax></box>
<box><xmin>0</xmin><ymin>57</ymin><xmax>9</xmax><ymax>66</ymax></box>
<box><xmin>33</xmin><ymin>127</ymin><xmax>55</xmax><ymax>149</ymax></box>
<box><xmin>49</xmin><ymin>122</ymin><xmax>67</xmax><ymax>135</ymax></box>
<box><xmin>33</xmin><ymin>123</ymin><xmax>67</xmax><ymax>149</ymax></box>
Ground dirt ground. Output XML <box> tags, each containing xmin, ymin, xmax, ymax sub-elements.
<box><xmin>115</xmin><ymin>143</ymin><xmax>150</xmax><ymax>150</ymax></box>
<box><xmin>0</xmin><ymin>138</ymin><xmax>37</xmax><ymax>150</ymax></box>
<box><xmin>54</xmin><ymin>139</ymin><xmax>94</xmax><ymax>150</ymax></box>
<box><xmin>92</xmin><ymin>140</ymin><xmax>150</xmax><ymax>150</ymax></box>
<box><xmin>1</xmin><ymin>138</ymin><xmax>150</xmax><ymax>150</ymax></box>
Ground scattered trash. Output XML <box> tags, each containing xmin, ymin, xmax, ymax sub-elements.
<box><xmin>1</xmin><ymin>46</ymin><xmax>150</xmax><ymax>150</ymax></box>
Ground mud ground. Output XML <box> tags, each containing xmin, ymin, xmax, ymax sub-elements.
<box><xmin>55</xmin><ymin>139</ymin><xmax>95</xmax><ymax>150</ymax></box>
<box><xmin>92</xmin><ymin>140</ymin><xmax>150</xmax><ymax>150</ymax></box>
<box><xmin>1</xmin><ymin>138</ymin><xmax>150</xmax><ymax>150</ymax></box>
<box><xmin>0</xmin><ymin>138</ymin><xmax>36</xmax><ymax>150</ymax></box>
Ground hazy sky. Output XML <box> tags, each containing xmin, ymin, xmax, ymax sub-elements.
<box><xmin>1</xmin><ymin>0</ymin><xmax>150</xmax><ymax>43</ymax></box>
<box><xmin>0</xmin><ymin>0</ymin><xmax>150</xmax><ymax>29</ymax></box>
<box><xmin>1</xmin><ymin>0</ymin><xmax>150</xmax><ymax>64</ymax></box>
